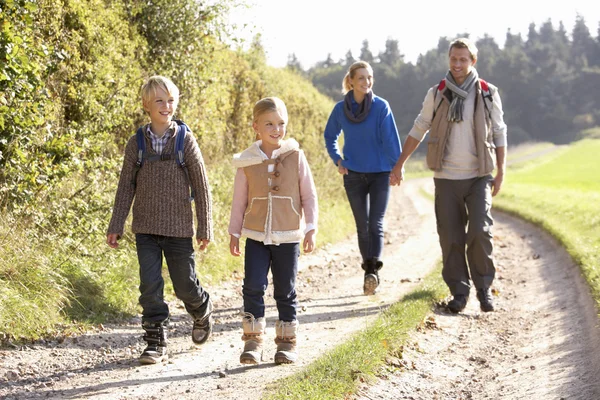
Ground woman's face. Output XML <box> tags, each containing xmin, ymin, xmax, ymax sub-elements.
<box><xmin>350</xmin><ymin>67</ymin><xmax>373</xmax><ymax>96</ymax></box>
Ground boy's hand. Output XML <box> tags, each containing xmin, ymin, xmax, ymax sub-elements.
<box><xmin>229</xmin><ymin>235</ymin><xmax>241</xmax><ymax>256</ymax></box>
<box><xmin>303</xmin><ymin>230</ymin><xmax>316</xmax><ymax>253</ymax></box>
<box><xmin>197</xmin><ymin>238</ymin><xmax>210</xmax><ymax>251</ymax></box>
<box><xmin>106</xmin><ymin>233</ymin><xmax>119</xmax><ymax>249</ymax></box>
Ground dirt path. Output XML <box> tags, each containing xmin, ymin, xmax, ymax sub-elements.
<box><xmin>2</xmin><ymin>176</ymin><xmax>600</xmax><ymax>399</ymax></box>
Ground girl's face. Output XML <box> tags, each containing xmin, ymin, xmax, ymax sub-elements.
<box><xmin>253</xmin><ymin>110</ymin><xmax>287</xmax><ymax>152</ymax></box>
<box><xmin>349</xmin><ymin>67</ymin><xmax>373</xmax><ymax>95</ymax></box>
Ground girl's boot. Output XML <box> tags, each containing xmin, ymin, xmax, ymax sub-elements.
<box><xmin>240</xmin><ymin>313</ymin><xmax>266</xmax><ymax>364</ymax></box>
<box><xmin>274</xmin><ymin>320</ymin><xmax>298</xmax><ymax>365</ymax></box>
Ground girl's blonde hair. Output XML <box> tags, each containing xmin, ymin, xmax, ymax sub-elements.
<box><xmin>449</xmin><ymin>38</ymin><xmax>478</xmax><ymax>61</ymax></box>
<box><xmin>141</xmin><ymin>75</ymin><xmax>180</xmax><ymax>106</ymax></box>
<box><xmin>253</xmin><ymin>97</ymin><xmax>288</xmax><ymax>122</ymax></box>
<box><xmin>342</xmin><ymin>61</ymin><xmax>373</xmax><ymax>94</ymax></box>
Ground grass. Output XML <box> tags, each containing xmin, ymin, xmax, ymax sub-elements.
<box><xmin>263</xmin><ymin>137</ymin><xmax>600</xmax><ymax>399</ymax></box>
<box><xmin>494</xmin><ymin>138</ymin><xmax>600</xmax><ymax>308</ymax></box>
<box><xmin>263</xmin><ymin>266</ymin><xmax>447</xmax><ymax>400</ymax></box>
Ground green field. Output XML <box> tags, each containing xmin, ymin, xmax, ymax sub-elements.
<box><xmin>494</xmin><ymin>138</ymin><xmax>600</xmax><ymax>306</ymax></box>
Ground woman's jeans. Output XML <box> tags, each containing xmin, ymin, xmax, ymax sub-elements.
<box><xmin>136</xmin><ymin>234</ymin><xmax>210</xmax><ymax>324</ymax></box>
<box><xmin>243</xmin><ymin>238</ymin><xmax>299</xmax><ymax>322</ymax></box>
<box><xmin>343</xmin><ymin>170</ymin><xmax>391</xmax><ymax>262</ymax></box>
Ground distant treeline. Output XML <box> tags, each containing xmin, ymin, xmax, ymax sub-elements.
<box><xmin>288</xmin><ymin>16</ymin><xmax>600</xmax><ymax>147</ymax></box>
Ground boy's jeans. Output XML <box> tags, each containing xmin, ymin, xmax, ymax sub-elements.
<box><xmin>343</xmin><ymin>170</ymin><xmax>391</xmax><ymax>262</ymax></box>
<box><xmin>136</xmin><ymin>234</ymin><xmax>210</xmax><ymax>324</ymax></box>
<box><xmin>243</xmin><ymin>238</ymin><xmax>299</xmax><ymax>322</ymax></box>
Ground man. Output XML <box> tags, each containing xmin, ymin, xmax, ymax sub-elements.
<box><xmin>390</xmin><ymin>38</ymin><xmax>507</xmax><ymax>313</ymax></box>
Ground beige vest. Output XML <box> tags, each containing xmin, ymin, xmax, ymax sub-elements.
<box><xmin>240</xmin><ymin>148</ymin><xmax>303</xmax><ymax>243</ymax></box>
<box><xmin>426</xmin><ymin>81</ymin><xmax>496</xmax><ymax>176</ymax></box>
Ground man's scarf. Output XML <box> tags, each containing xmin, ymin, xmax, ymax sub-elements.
<box><xmin>343</xmin><ymin>90</ymin><xmax>373</xmax><ymax>123</ymax></box>
<box><xmin>444</xmin><ymin>68</ymin><xmax>478</xmax><ymax>122</ymax></box>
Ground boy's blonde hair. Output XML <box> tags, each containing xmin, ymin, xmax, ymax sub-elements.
<box><xmin>449</xmin><ymin>38</ymin><xmax>478</xmax><ymax>61</ymax></box>
<box><xmin>141</xmin><ymin>75</ymin><xmax>180</xmax><ymax>106</ymax></box>
<box><xmin>342</xmin><ymin>61</ymin><xmax>373</xmax><ymax>94</ymax></box>
<box><xmin>253</xmin><ymin>97</ymin><xmax>288</xmax><ymax>122</ymax></box>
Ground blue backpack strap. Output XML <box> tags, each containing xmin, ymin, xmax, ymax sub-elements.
<box><xmin>131</xmin><ymin>127</ymin><xmax>145</xmax><ymax>189</ymax></box>
<box><xmin>174</xmin><ymin>121</ymin><xmax>195</xmax><ymax>201</ymax></box>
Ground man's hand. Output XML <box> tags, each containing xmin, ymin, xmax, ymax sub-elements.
<box><xmin>492</xmin><ymin>171</ymin><xmax>504</xmax><ymax>196</ymax></box>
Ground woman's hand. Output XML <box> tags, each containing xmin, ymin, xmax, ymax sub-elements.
<box><xmin>337</xmin><ymin>159</ymin><xmax>348</xmax><ymax>175</ymax></box>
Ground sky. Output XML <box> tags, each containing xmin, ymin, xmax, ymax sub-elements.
<box><xmin>227</xmin><ymin>0</ymin><xmax>600</xmax><ymax>69</ymax></box>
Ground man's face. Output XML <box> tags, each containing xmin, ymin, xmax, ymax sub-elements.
<box><xmin>448</xmin><ymin>47</ymin><xmax>476</xmax><ymax>84</ymax></box>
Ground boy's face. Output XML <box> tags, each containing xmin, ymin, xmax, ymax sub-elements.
<box><xmin>253</xmin><ymin>110</ymin><xmax>287</xmax><ymax>151</ymax></box>
<box><xmin>143</xmin><ymin>86</ymin><xmax>177</xmax><ymax>126</ymax></box>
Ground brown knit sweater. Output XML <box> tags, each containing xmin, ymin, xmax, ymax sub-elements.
<box><xmin>107</xmin><ymin>124</ymin><xmax>213</xmax><ymax>240</ymax></box>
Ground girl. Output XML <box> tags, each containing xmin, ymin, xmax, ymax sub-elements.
<box><xmin>323</xmin><ymin>61</ymin><xmax>402</xmax><ymax>296</ymax></box>
<box><xmin>228</xmin><ymin>97</ymin><xmax>318</xmax><ymax>365</ymax></box>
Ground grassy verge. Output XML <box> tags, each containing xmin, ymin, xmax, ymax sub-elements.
<box><xmin>263</xmin><ymin>266</ymin><xmax>446</xmax><ymax>400</ymax></box>
<box><xmin>494</xmin><ymin>138</ymin><xmax>600</xmax><ymax>308</ymax></box>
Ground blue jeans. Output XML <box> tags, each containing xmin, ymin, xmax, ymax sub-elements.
<box><xmin>243</xmin><ymin>238</ymin><xmax>299</xmax><ymax>322</ymax></box>
<box><xmin>343</xmin><ymin>170</ymin><xmax>391</xmax><ymax>262</ymax></box>
<box><xmin>136</xmin><ymin>234</ymin><xmax>210</xmax><ymax>324</ymax></box>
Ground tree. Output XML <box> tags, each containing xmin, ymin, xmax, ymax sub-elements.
<box><xmin>359</xmin><ymin>40</ymin><xmax>374</xmax><ymax>63</ymax></box>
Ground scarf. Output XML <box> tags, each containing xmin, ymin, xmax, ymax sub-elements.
<box><xmin>343</xmin><ymin>90</ymin><xmax>373</xmax><ymax>123</ymax></box>
<box><xmin>444</xmin><ymin>68</ymin><xmax>479</xmax><ymax>122</ymax></box>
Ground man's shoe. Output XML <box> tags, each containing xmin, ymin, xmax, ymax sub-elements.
<box><xmin>192</xmin><ymin>298</ymin><xmax>214</xmax><ymax>345</ymax></box>
<box><xmin>447</xmin><ymin>294</ymin><xmax>468</xmax><ymax>313</ymax></box>
<box><xmin>477</xmin><ymin>288</ymin><xmax>495</xmax><ymax>312</ymax></box>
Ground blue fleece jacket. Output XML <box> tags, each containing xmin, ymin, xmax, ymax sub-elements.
<box><xmin>324</xmin><ymin>92</ymin><xmax>401</xmax><ymax>173</ymax></box>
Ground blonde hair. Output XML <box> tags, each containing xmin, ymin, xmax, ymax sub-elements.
<box><xmin>342</xmin><ymin>61</ymin><xmax>373</xmax><ymax>94</ymax></box>
<box><xmin>141</xmin><ymin>75</ymin><xmax>180</xmax><ymax>106</ymax></box>
<box><xmin>253</xmin><ymin>97</ymin><xmax>288</xmax><ymax>122</ymax></box>
<box><xmin>449</xmin><ymin>38</ymin><xmax>478</xmax><ymax>61</ymax></box>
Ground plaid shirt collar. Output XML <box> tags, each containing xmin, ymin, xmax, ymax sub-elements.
<box><xmin>146</xmin><ymin>122</ymin><xmax>176</xmax><ymax>154</ymax></box>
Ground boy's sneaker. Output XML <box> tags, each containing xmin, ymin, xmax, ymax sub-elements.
<box><xmin>139</xmin><ymin>343</ymin><xmax>168</xmax><ymax>364</ymax></box>
<box><xmin>192</xmin><ymin>298</ymin><xmax>214</xmax><ymax>345</ymax></box>
<box><xmin>140</xmin><ymin>321</ymin><xmax>168</xmax><ymax>365</ymax></box>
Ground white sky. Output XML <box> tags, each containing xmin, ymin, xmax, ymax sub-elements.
<box><xmin>227</xmin><ymin>0</ymin><xmax>600</xmax><ymax>69</ymax></box>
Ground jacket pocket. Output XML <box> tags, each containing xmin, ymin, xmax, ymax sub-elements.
<box><xmin>483</xmin><ymin>141</ymin><xmax>496</xmax><ymax>175</ymax></box>
<box><xmin>271</xmin><ymin>196</ymin><xmax>300</xmax><ymax>232</ymax></box>
<box><xmin>243</xmin><ymin>197</ymin><xmax>268</xmax><ymax>232</ymax></box>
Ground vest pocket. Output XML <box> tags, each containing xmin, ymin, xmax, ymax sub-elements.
<box><xmin>483</xmin><ymin>141</ymin><xmax>496</xmax><ymax>175</ymax></box>
<box><xmin>243</xmin><ymin>197</ymin><xmax>268</xmax><ymax>232</ymax></box>
<box><xmin>426</xmin><ymin>137</ymin><xmax>441</xmax><ymax>170</ymax></box>
<box><xmin>271</xmin><ymin>196</ymin><xmax>300</xmax><ymax>231</ymax></box>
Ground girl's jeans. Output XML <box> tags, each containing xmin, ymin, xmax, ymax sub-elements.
<box><xmin>343</xmin><ymin>170</ymin><xmax>391</xmax><ymax>262</ymax></box>
<box><xmin>136</xmin><ymin>234</ymin><xmax>210</xmax><ymax>324</ymax></box>
<box><xmin>243</xmin><ymin>238</ymin><xmax>299</xmax><ymax>322</ymax></box>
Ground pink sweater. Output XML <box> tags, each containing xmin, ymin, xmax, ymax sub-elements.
<box><xmin>228</xmin><ymin>139</ymin><xmax>318</xmax><ymax>244</ymax></box>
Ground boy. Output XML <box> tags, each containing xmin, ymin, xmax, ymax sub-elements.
<box><xmin>106</xmin><ymin>75</ymin><xmax>214</xmax><ymax>364</ymax></box>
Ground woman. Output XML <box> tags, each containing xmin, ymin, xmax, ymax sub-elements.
<box><xmin>324</xmin><ymin>60</ymin><xmax>402</xmax><ymax>295</ymax></box>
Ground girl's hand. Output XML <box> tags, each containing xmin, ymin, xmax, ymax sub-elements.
<box><xmin>303</xmin><ymin>230</ymin><xmax>316</xmax><ymax>253</ymax></box>
<box><xmin>229</xmin><ymin>235</ymin><xmax>241</xmax><ymax>256</ymax></box>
